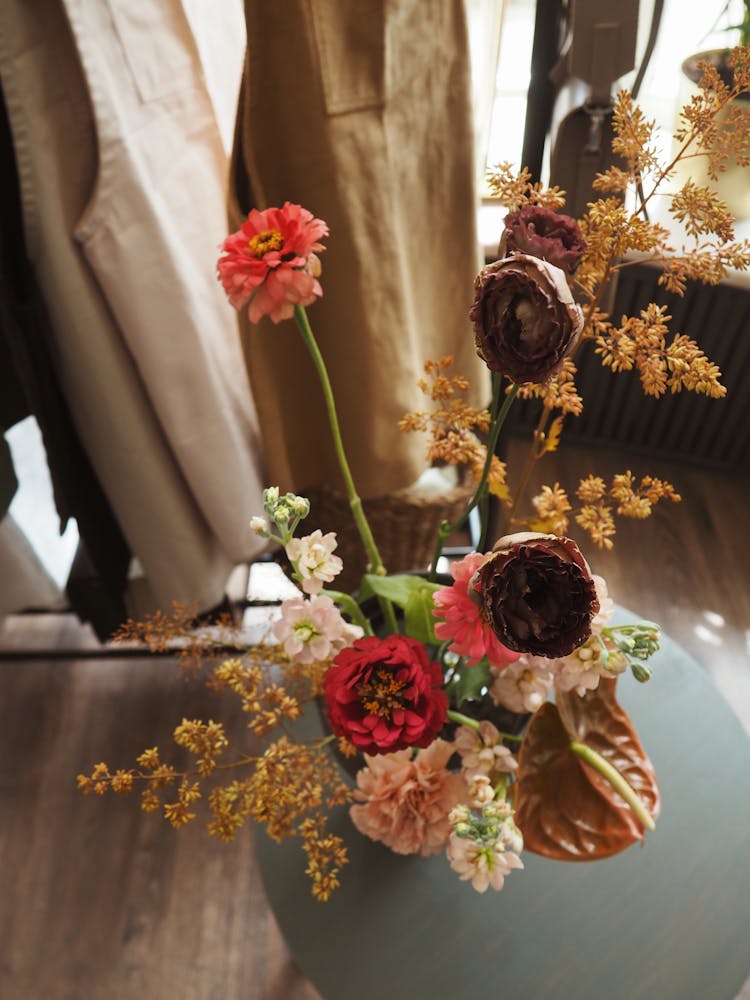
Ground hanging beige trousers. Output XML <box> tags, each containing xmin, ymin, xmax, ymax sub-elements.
<box><xmin>231</xmin><ymin>0</ymin><xmax>490</xmax><ymax>502</ymax></box>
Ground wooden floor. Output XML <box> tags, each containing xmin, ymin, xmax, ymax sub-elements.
<box><xmin>0</xmin><ymin>438</ymin><xmax>748</xmax><ymax>1000</ymax></box>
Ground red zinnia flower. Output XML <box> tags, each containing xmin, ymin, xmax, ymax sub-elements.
<box><xmin>433</xmin><ymin>553</ymin><xmax>519</xmax><ymax>668</ymax></box>
<box><xmin>324</xmin><ymin>635</ymin><xmax>448</xmax><ymax>755</ymax></box>
<box><xmin>217</xmin><ymin>202</ymin><xmax>328</xmax><ymax>324</ymax></box>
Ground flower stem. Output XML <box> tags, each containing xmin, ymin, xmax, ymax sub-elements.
<box><xmin>323</xmin><ymin>589</ymin><xmax>374</xmax><ymax>635</ymax></box>
<box><xmin>447</xmin><ymin>709</ymin><xmax>479</xmax><ymax>730</ymax></box>
<box><xmin>446</xmin><ymin>710</ymin><xmax>524</xmax><ymax>743</ymax></box>
<box><xmin>293</xmin><ymin>306</ymin><xmax>398</xmax><ymax>634</ymax></box>
<box><xmin>569</xmin><ymin>741</ymin><xmax>656</xmax><ymax>832</ymax></box>
<box><xmin>428</xmin><ymin>382</ymin><xmax>519</xmax><ymax>577</ymax></box>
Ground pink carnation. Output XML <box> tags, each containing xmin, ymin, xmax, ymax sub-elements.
<box><xmin>350</xmin><ymin>739</ymin><xmax>467</xmax><ymax>856</ymax></box>
<box><xmin>433</xmin><ymin>553</ymin><xmax>519</xmax><ymax>668</ymax></box>
<box><xmin>217</xmin><ymin>202</ymin><xmax>328</xmax><ymax>324</ymax></box>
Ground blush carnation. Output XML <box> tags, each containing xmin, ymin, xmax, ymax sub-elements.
<box><xmin>350</xmin><ymin>739</ymin><xmax>466</xmax><ymax>856</ymax></box>
<box><xmin>217</xmin><ymin>202</ymin><xmax>328</xmax><ymax>324</ymax></box>
<box><xmin>433</xmin><ymin>553</ymin><xmax>519</xmax><ymax>668</ymax></box>
<box><xmin>324</xmin><ymin>635</ymin><xmax>448</xmax><ymax>755</ymax></box>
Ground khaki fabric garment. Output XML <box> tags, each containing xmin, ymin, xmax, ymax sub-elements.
<box><xmin>231</xmin><ymin>0</ymin><xmax>490</xmax><ymax>500</ymax></box>
<box><xmin>0</xmin><ymin>0</ymin><xmax>265</xmax><ymax>612</ymax></box>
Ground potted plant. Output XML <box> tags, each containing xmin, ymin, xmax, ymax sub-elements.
<box><xmin>677</xmin><ymin>3</ymin><xmax>750</xmax><ymax>219</ymax></box>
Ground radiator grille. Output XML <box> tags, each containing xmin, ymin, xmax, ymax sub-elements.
<box><xmin>510</xmin><ymin>262</ymin><xmax>750</xmax><ymax>469</ymax></box>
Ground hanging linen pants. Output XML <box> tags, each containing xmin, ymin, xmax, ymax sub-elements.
<box><xmin>231</xmin><ymin>0</ymin><xmax>490</xmax><ymax>501</ymax></box>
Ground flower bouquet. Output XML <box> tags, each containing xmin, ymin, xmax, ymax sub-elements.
<box><xmin>79</xmin><ymin>53</ymin><xmax>750</xmax><ymax>900</ymax></box>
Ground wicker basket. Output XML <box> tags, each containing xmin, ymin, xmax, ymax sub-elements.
<box><xmin>303</xmin><ymin>477</ymin><xmax>473</xmax><ymax>592</ymax></box>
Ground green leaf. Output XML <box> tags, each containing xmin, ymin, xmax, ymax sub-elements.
<box><xmin>445</xmin><ymin>659</ymin><xmax>493</xmax><ymax>705</ymax></box>
<box><xmin>403</xmin><ymin>588</ymin><xmax>440</xmax><ymax>644</ymax></box>
<box><xmin>359</xmin><ymin>573</ymin><xmax>442</xmax><ymax>609</ymax></box>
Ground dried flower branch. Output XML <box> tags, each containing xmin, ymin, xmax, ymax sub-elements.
<box><xmin>78</xmin><ymin>604</ymin><xmax>353</xmax><ymax>900</ymax></box>
<box><xmin>485</xmin><ymin>163</ymin><xmax>566</xmax><ymax>213</ymax></box>
<box><xmin>399</xmin><ymin>356</ymin><xmax>510</xmax><ymax>500</ymax></box>
<box><xmin>594</xmin><ymin>304</ymin><xmax>727</xmax><ymax>398</ymax></box>
<box><xmin>524</xmin><ymin>473</ymin><xmax>681</xmax><ymax>549</ymax></box>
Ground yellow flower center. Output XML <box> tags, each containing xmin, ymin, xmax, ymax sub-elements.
<box><xmin>247</xmin><ymin>228</ymin><xmax>284</xmax><ymax>257</ymax></box>
<box><xmin>293</xmin><ymin>620</ymin><xmax>319</xmax><ymax>644</ymax></box>
<box><xmin>359</xmin><ymin>669</ymin><xmax>406</xmax><ymax>719</ymax></box>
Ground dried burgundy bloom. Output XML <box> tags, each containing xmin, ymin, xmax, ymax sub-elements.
<box><xmin>470</xmin><ymin>254</ymin><xmax>583</xmax><ymax>385</ymax></box>
<box><xmin>324</xmin><ymin>635</ymin><xmax>448</xmax><ymax>755</ymax></box>
<box><xmin>501</xmin><ymin>205</ymin><xmax>587</xmax><ymax>275</ymax></box>
<box><xmin>472</xmin><ymin>532</ymin><xmax>599</xmax><ymax>659</ymax></box>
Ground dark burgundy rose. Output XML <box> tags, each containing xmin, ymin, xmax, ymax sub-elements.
<box><xmin>470</xmin><ymin>254</ymin><xmax>583</xmax><ymax>385</ymax></box>
<box><xmin>501</xmin><ymin>205</ymin><xmax>587</xmax><ymax>275</ymax></box>
<box><xmin>471</xmin><ymin>532</ymin><xmax>599</xmax><ymax>658</ymax></box>
<box><xmin>324</xmin><ymin>635</ymin><xmax>448</xmax><ymax>755</ymax></box>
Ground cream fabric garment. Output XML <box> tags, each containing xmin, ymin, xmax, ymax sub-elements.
<box><xmin>0</xmin><ymin>517</ymin><xmax>63</xmax><ymax>618</ymax></box>
<box><xmin>0</xmin><ymin>0</ymin><xmax>265</xmax><ymax>613</ymax></box>
<box><xmin>232</xmin><ymin>0</ymin><xmax>490</xmax><ymax>500</ymax></box>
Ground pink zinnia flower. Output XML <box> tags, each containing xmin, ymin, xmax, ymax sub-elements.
<box><xmin>217</xmin><ymin>202</ymin><xmax>328</xmax><ymax>324</ymax></box>
<box><xmin>433</xmin><ymin>553</ymin><xmax>519</xmax><ymax>668</ymax></box>
<box><xmin>350</xmin><ymin>739</ymin><xmax>467</xmax><ymax>856</ymax></box>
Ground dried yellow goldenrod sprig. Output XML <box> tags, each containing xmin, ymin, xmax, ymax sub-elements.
<box><xmin>210</xmin><ymin>657</ymin><xmax>303</xmax><ymax>736</ymax></box>
<box><xmin>514</xmin><ymin>358</ymin><xmax>583</xmax><ymax>419</ymax></box>
<box><xmin>113</xmin><ymin>600</ymin><xmax>244</xmax><ymax>673</ymax></box>
<box><xmin>485</xmin><ymin>162</ymin><xmax>566</xmax><ymax>213</ymax></box>
<box><xmin>589</xmin><ymin>79</ymin><xmax>750</xmax><ymax>295</ymax></box>
<box><xmin>212</xmin><ymin>737</ymin><xmax>350</xmax><ymax>844</ymax></box>
<box><xmin>594</xmin><ymin>304</ymin><xmax>726</xmax><ymax>398</ymax></box>
<box><xmin>300</xmin><ymin>816</ymin><xmax>349</xmax><ymax>902</ymax></box>
<box><xmin>525</xmin><ymin>473</ymin><xmax>681</xmax><ymax>549</ymax></box>
<box><xmin>206</xmin><ymin>737</ymin><xmax>352</xmax><ymax>901</ymax></box>
<box><xmin>76</xmin><ymin>634</ymin><xmax>354</xmax><ymax>899</ymax></box>
<box><xmin>399</xmin><ymin>356</ymin><xmax>510</xmax><ymax>500</ymax></box>
<box><xmin>173</xmin><ymin>718</ymin><xmax>229</xmax><ymax>776</ymax></box>
<box><xmin>675</xmin><ymin>48</ymin><xmax>750</xmax><ymax>181</ymax></box>
<box><xmin>77</xmin><ymin>729</ymin><xmax>352</xmax><ymax>897</ymax></box>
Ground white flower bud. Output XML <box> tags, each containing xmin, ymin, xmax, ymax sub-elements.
<box><xmin>449</xmin><ymin>804</ymin><xmax>471</xmax><ymax>826</ymax></box>
<box><xmin>249</xmin><ymin>516</ymin><xmax>269</xmax><ymax>536</ymax></box>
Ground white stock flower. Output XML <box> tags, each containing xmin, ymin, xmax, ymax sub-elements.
<box><xmin>272</xmin><ymin>594</ymin><xmax>362</xmax><ymax>664</ymax></box>
<box><xmin>285</xmin><ymin>529</ymin><xmax>343</xmax><ymax>595</ymax></box>
<box><xmin>467</xmin><ymin>774</ymin><xmax>495</xmax><ymax>807</ymax></box>
<box><xmin>453</xmin><ymin>721</ymin><xmax>518</xmax><ymax>780</ymax></box>
<box><xmin>489</xmin><ymin>655</ymin><xmax>554</xmax><ymax>714</ymax></box>
<box><xmin>591</xmin><ymin>575</ymin><xmax>614</xmax><ymax>633</ymax></box>
<box><xmin>447</xmin><ymin>832</ymin><xmax>523</xmax><ymax>893</ymax></box>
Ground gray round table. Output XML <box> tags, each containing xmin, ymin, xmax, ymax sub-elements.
<box><xmin>256</xmin><ymin>614</ymin><xmax>750</xmax><ymax>1000</ymax></box>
